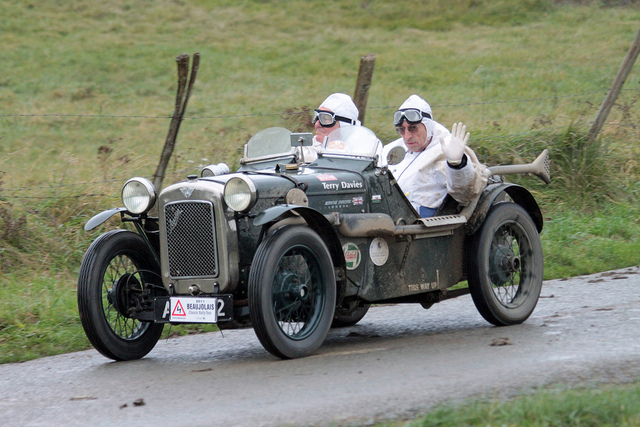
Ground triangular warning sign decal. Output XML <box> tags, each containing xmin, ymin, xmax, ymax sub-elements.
<box><xmin>172</xmin><ymin>299</ymin><xmax>186</xmax><ymax>317</ymax></box>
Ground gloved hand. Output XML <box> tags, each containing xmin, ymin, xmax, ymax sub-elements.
<box><xmin>440</xmin><ymin>122</ymin><xmax>469</xmax><ymax>166</ymax></box>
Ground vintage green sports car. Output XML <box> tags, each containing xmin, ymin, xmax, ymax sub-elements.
<box><xmin>78</xmin><ymin>126</ymin><xmax>550</xmax><ymax>360</ymax></box>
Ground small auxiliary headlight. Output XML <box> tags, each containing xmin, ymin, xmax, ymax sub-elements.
<box><xmin>122</xmin><ymin>178</ymin><xmax>156</xmax><ymax>214</ymax></box>
<box><xmin>201</xmin><ymin>163</ymin><xmax>230</xmax><ymax>177</ymax></box>
<box><xmin>224</xmin><ymin>176</ymin><xmax>257</xmax><ymax>212</ymax></box>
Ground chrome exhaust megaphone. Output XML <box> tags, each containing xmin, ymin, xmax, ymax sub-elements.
<box><xmin>488</xmin><ymin>149</ymin><xmax>551</xmax><ymax>184</ymax></box>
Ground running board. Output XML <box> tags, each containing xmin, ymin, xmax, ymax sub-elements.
<box><xmin>328</xmin><ymin>213</ymin><xmax>467</xmax><ymax>239</ymax></box>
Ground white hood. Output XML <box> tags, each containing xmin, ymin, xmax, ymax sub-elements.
<box><xmin>319</xmin><ymin>93</ymin><xmax>361</xmax><ymax>126</ymax></box>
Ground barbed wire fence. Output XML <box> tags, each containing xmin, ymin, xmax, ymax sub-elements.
<box><xmin>3</xmin><ymin>27</ymin><xmax>640</xmax><ymax>206</ymax></box>
<box><xmin>0</xmin><ymin>89</ymin><xmax>624</xmax><ymax>121</ymax></box>
<box><xmin>1</xmin><ymin>88</ymin><xmax>639</xmax><ymax>202</ymax></box>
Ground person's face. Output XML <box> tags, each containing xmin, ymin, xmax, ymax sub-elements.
<box><xmin>396</xmin><ymin>122</ymin><xmax>429</xmax><ymax>152</ymax></box>
<box><xmin>314</xmin><ymin>108</ymin><xmax>340</xmax><ymax>143</ymax></box>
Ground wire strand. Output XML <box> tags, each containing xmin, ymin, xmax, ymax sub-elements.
<box><xmin>2</xmin><ymin>89</ymin><xmax>636</xmax><ymax>120</ymax></box>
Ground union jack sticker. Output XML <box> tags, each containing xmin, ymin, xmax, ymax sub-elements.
<box><xmin>316</xmin><ymin>174</ymin><xmax>338</xmax><ymax>181</ymax></box>
<box><xmin>352</xmin><ymin>196</ymin><xmax>364</xmax><ymax>205</ymax></box>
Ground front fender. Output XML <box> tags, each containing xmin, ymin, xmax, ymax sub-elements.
<box><xmin>253</xmin><ymin>204</ymin><xmax>300</xmax><ymax>227</ymax></box>
<box><xmin>254</xmin><ymin>204</ymin><xmax>346</xmax><ymax>280</ymax></box>
<box><xmin>255</xmin><ymin>205</ymin><xmax>341</xmax><ymax>256</ymax></box>
<box><xmin>84</xmin><ymin>207</ymin><xmax>127</xmax><ymax>231</ymax></box>
<box><xmin>467</xmin><ymin>183</ymin><xmax>543</xmax><ymax>235</ymax></box>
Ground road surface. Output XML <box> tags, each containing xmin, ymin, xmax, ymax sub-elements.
<box><xmin>1</xmin><ymin>266</ymin><xmax>639</xmax><ymax>426</ymax></box>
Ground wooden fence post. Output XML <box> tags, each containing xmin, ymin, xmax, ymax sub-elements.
<box><xmin>588</xmin><ymin>28</ymin><xmax>640</xmax><ymax>141</ymax></box>
<box><xmin>152</xmin><ymin>53</ymin><xmax>200</xmax><ymax>191</ymax></box>
<box><xmin>353</xmin><ymin>54</ymin><xmax>376</xmax><ymax>125</ymax></box>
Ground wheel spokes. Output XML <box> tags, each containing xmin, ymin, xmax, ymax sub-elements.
<box><xmin>272</xmin><ymin>249</ymin><xmax>323</xmax><ymax>339</ymax></box>
<box><xmin>101</xmin><ymin>254</ymin><xmax>149</xmax><ymax>340</ymax></box>
<box><xmin>489</xmin><ymin>223</ymin><xmax>526</xmax><ymax>307</ymax></box>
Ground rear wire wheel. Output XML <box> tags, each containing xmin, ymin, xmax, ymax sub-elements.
<box><xmin>78</xmin><ymin>230</ymin><xmax>164</xmax><ymax>361</ymax></box>
<box><xmin>468</xmin><ymin>203</ymin><xmax>543</xmax><ymax>326</ymax></box>
<box><xmin>249</xmin><ymin>226</ymin><xmax>336</xmax><ymax>359</ymax></box>
<box><xmin>332</xmin><ymin>301</ymin><xmax>371</xmax><ymax>327</ymax></box>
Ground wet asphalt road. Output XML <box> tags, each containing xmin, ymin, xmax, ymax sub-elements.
<box><xmin>1</xmin><ymin>266</ymin><xmax>639</xmax><ymax>427</ymax></box>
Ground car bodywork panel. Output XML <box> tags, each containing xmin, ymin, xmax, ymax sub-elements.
<box><xmin>85</xmin><ymin>125</ymin><xmax>545</xmax><ymax>325</ymax></box>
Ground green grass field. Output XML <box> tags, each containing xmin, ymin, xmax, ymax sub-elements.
<box><xmin>402</xmin><ymin>381</ymin><xmax>640</xmax><ymax>426</ymax></box>
<box><xmin>1</xmin><ymin>0</ymin><xmax>640</xmax><ymax>423</ymax></box>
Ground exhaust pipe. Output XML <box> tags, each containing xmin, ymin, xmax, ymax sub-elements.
<box><xmin>487</xmin><ymin>149</ymin><xmax>551</xmax><ymax>184</ymax></box>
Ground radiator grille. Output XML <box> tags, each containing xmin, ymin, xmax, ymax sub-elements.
<box><xmin>164</xmin><ymin>201</ymin><xmax>218</xmax><ymax>278</ymax></box>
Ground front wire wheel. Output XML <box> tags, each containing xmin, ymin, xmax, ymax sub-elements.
<box><xmin>468</xmin><ymin>203</ymin><xmax>543</xmax><ymax>326</ymax></box>
<box><xmin>78</xmin><ymin>230</ymin><xmax>164</xmax><ymax>361</ymax></box>
<box><xmin>249</xmin><ymin>226</ymin><xmax>336</xmax><ymax>359</ymax></box>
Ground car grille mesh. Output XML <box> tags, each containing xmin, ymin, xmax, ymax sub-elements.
<box><xmin>165</xmin><ymin>201</ymin><xmax>218</xmax><ymax>278</ymax></box>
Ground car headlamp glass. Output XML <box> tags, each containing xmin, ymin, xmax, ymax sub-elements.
<box><xmin>122</xmin><ymin>178</ymin><xmax>156</xmax><ymax>214</ymax></box>
<box><xmin>224</xmin><ymin>176</ymin><xmax>257</xmax><ymax>212</ymax></box>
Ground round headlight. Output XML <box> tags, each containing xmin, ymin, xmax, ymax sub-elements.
<box><xmin>224</xmin><ymin>176</ymin><xmax>257</xmax><ymax>212</ymax></box>
<box><xmin>122</xmin><ymin>178</ymin><xmax>156</xmax><ymax>214</ymax></box>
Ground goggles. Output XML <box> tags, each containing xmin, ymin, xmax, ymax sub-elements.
<box><xmin>313</xmin><ymin>109</ymin><xmax>356</xmax><ymax>127</ymax></box>
<box><xmin>393</xmin><ymin>108</ymin><xmax>432</xmax><ymax>126</ymax></box>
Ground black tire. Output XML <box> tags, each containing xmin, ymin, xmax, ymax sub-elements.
<box><xmin>78</xmin><ymin>230</ymin><xmax>164</xmax><ymax>361</ymax></box>
<box><xmin>249</xmin><ymin>226</ymin><xmax>336</xmax><ymax>359</ymax></box>
<box><xmin>468</xmin><ymin>203</ymin><xmax>543</xmax><ymax>326</ymax></box>
<box><xmin>332</xmin><ymin>302</ymin><xmax>371</xmax><ymax>327</ymax></box>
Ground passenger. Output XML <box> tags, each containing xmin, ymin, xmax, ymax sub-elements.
<box><xmin>381</xmin><ymin>94</ymin><xmax>487</xmax><ymax>218</ymax></box>
<box><xmin>301</xmin><ymin>93</ymin><xmax>361</xmax><ymax>162</ymax></box>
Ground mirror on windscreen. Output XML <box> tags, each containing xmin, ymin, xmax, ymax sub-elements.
<box><xmin>386</xmin><ymin>146</ymin><xmax>406</xmax><ymax>166</ymax></box>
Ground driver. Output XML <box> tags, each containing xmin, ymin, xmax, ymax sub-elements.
<box><xmin>301</xmin><ymin>93</ymin><xmax>361</xmax><ymax>162</ymax></box>
<box><xmin>381</xmin><ymin>94</ymin><xmax>487</xmax><ymax>217</ymax></box>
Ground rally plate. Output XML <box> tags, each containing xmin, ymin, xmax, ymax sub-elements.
<box><xmin>154</xmin><ymin>295</ymin><xmax>232</xmax><ymax>323</ymax></box>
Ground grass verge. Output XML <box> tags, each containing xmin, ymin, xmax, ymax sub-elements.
<box><xmin>396</xmin><ymin>381</ymin><xmax>640</xmax><ymax>427</ymax></box>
